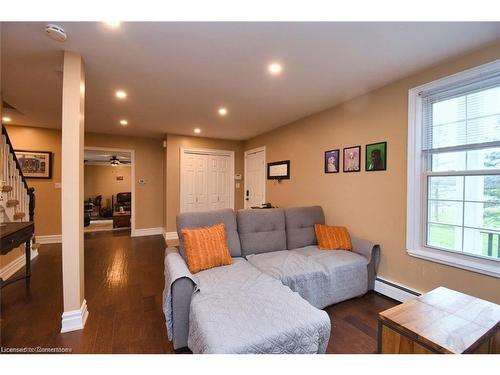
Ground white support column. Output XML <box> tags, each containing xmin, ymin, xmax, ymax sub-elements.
<box><xmin>60</xmin><ymin>51</ymin><xmax>88</xmax><ymax>333</ymax></box>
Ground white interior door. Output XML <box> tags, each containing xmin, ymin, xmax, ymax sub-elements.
<box><xmin>194</xmin><ymin>154</ymin><xmax>208</xmax><ymax>211</ymax></box>
<box><xmin>181</xmin><ymin>149</ymin><xmax>234</xmax><ymax>213</ymax></box>
<box><xmin>182</xmin><ymin>153</ymin><xmax>208</xmax><ymax>212</ymax></box>
<box><xmin>244</xmin><ymin>148</ymin><xmax>266</xmax><ymax>208</ymax></box>
<box><xmin>208</xmin><ymin>155</ymin><xmax>230</xmax><ymax>210</ymax></box>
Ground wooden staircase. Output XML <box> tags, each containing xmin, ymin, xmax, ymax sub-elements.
<box><xmin>0</xmin><ymin>125</ymin><xmax>38</xmax><ymax>252</ymax></box>
<box><xmin>0</xmin><ymin>125</ymin><xmax>39</xmax><ymax>288</ymax></box>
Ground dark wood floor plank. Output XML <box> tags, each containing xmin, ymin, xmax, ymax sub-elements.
<box><xmin>1</xmin><ymin>230</ymin><xmax>397</xmax><ymax>354</ymax></box>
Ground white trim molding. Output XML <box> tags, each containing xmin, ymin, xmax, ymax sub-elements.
<box><xmin>374</xmin><ymin>277</ymin><xmax>421</xmax><ymax>303</ymax></box>
<box><xmin>407</xmin><ymin>59</ymin><xmax>500</xmax><ymax>278</ymax></box>
<box><xmin>35</xmin><ymin>234</ymin><xmax>62</xmax><ymax>244</ymax></box>
<box><xmin>61</xmin><ymin>299</ymin><xmax>89</xmax><ymax>333</ymax></box>
<box><xmin>163</xmin><ymin>231</ymin><xmax>179</xmax><ymax>241</ymax></box>
<box><xmin>131</xmin><ymin>227</ymin><xmax>164</xmax><ymax>237</ymax></box>
<box><xmin>0</xmin><ymin>249</ymin><xmax>39</xmax><ymax>280</ymax></box>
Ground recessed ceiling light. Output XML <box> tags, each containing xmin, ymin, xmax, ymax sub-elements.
<box><xmin>268</xmin><ymin>62</ymin><xmax>283</xmax><ymax>75</ymax></box>
<box><xmin>2</xmin><ymin>116</ymin><xmax>12</xmax><ymax>123</ymax></box>
<box><xmin>115</xmin><ymin>90</ymin><xmax>127</xmax><ymax>99</ymax></box>
<box><xmin>105</xmin><ymin>21</ymin><xmax>121</xmax><ymax>28</ymax></box>
<box><xmin>218</xmin><ymin>107</ymin><xmax>228</xmax><ymax>116</ymax></box>
<box><xmin>194</xmin><ymin>128</ymin><xmax>201</xmax><ymax>134</ymax></box>
<box><xmin>119</xmin><ymin>120</ymin><xmax>128</xmax><ymax>126</ymax></box>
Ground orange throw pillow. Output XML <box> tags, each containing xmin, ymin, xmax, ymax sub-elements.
<box><xmin>314</xmin><ymin>224</ymin><xmax>352</xmax><ymax>251</ymax></box>
<box><xmin>182</xmin><ymin>223</ymin><xmax>233</xmax><ymax>274</ymax></box>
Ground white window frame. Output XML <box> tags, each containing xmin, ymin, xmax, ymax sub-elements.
<box><xmin>407</xmin><ymin>59</ymin><xmax>500</xmax><ymax>278</ymax></box>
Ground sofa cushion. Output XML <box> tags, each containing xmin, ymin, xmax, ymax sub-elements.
<box><xmin>237</xmin><ymin>208</ymin><xmax>287</xmax><ymax>256</ymax></box>
<box><xmin>177</xmin><ymin>209</ymin><xmax>242</xmax><ymax>258</ymax></box>
<box><xmin>285</xmin><ymin>206</ymin><xmax>325</xmax><ymax>249</ymax></box>
<box><xmin>314</xmin><ymin>224</ymin><xmax>352</xmax><ymax>251</ymax></box>
<box><xmin>182</xmin><ymin>223</ymin><xmax>233</xmax><ymax>274</ymax></box>
<box><xmin>246</xmin><ymin>245</ymin><xmax>368</xmax><ymax>309</ymax></box>
<box><xmin>188</xmin><ymin>258</ymin><xmax>331</xmax><ymax>353</ymax></box>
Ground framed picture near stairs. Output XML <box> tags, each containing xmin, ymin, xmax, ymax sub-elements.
<box><xmin>14</xmin><ymin>150</ymin><xmax>53</xmax><ymax>179</ymax></box>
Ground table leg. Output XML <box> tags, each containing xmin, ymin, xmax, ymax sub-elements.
<box><xmin>25</xmin><ymin>239</ymin><xmax>31</xmax><ymax>285</ymax></box>
<box><xmin>377</xmin><ymin>320</ymin><xmax>383</xmax><ymax>354</ymax></box>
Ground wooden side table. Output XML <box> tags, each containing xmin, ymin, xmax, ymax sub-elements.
<box><xmin>378</xmin><ymin>287</ymin><xmax>500</xmax><ymax>354</ymax></box>
<box><xmin>0</xmin><ymin>222</ymin><xmax>34</xmax><ymax>289</ymax></box>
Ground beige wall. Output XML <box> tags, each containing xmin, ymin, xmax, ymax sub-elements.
<box><xmin>84</xmin><ymin>165</ymin><xmax>131</xmax><ymax>210</ymax></box>
<box><xmin>165</xmin><ymin>134</ymin><xmax>244</xmax><ymax>232</ymax></box>
<box><xmin>3</xmin><ymin>126</ymin><xmax>165</xmax><ymax>235</ymax></box>
<box><xmin>245</xmin><ymin>42</ymin><xmax>500</xmax><ymax>303</ymax></box>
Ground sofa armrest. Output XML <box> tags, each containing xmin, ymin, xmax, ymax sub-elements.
<box><xmin>163</xmin><ymin>247</ymin><xmax>197</xmax><ymax>350</ymax></box>
<box><xmin>351</xmin><ymin>236</ymin><xmax>380</xmax><ymax>291</ymax></box>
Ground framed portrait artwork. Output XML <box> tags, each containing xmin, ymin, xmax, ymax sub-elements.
<box><xmin>14</xmin><ymin>150</ymin><xmax>53</xmax><ymax>179</ymax></box>
<box><xmin>365</xmin><ymin>142</ymin><xmax>387</xmax><ymax>171</ymax></box>
<box><xmin>343</xmin><ymin>146</ymin><xmax>361</xmax><ymax>172</ymax></box>
<box><xmin>324</xmin><ymin>149</ymin><xmax>340</xmax><ymax>173</ymax></box>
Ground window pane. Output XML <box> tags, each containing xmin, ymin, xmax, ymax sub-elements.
<box><xmin>466</xmin><ymin>115</ymin><xmax>500</xmax><ymax>144</ymax></box>
<box><xmin>427</xmin><ymin>223</ymin><xmax>462</xmax><ymax>251</ymax></box>
<box><xmin>463</xmin><ymin>227</ymin><xmax>500</xmax><ymax>258</ymax></box>
<box><xmin>432</xmin><ymin>96</ymin><xmax>465</xmax><ymax>125</ymax></box>
<box><xmin>428</xmin><ymin>200</ymin><xmax>463</xmax><ymax>226</ymax></box>
<box><xmin>429</xmin><ymin>85</ymin><xmax>500</xmax><ymax>149</ymax></box>
<box><xmin>465</xmin><ymin>175</ymin><xmax>500</xmax><ymax>202</ymax></box>
<box><xmin>429</xmin><ymin>176</ymin><xmax>463</xmax><ymax>200</ymax></box>
<box><xmin>431</xmin><ymin>151</ymin><xmax>466</xmax><ymax>171</ymax></box>
<box><xmin>467</xmin><ymin>86</ymin><xmax>500</xmax><ymax>118</ymax></box>
<box><xmin>466</xmin><ymin>147</ymin><xmax>500</xmax><ymax>170</ymax></box>
<box><xmin>431</xmin><ymin>148</ymin><xmax>500</xmax><ymax>172</ymax></box>
<box><xmin>431</xmin><ymin>121</ymin><xmax>466</xmax><ymax>148</ymax></box>
<box><xmin>464</xmin><ymin>202</ymin><xmax>500</xmax><ymax>231</ymax></box>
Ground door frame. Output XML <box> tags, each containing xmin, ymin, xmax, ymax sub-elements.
<box><xmin>244</xmin><ymin>146</ymin><xmax>266</xmax><ymax>209</ymax></box>
<box><xmin>179</xmin><ymin>147</ymin><xmax>235</xmax><ymax>213</ymax></box>
<box><xmin>83</xmin><ymin>146</ymin><xmax>136</xmax><ymax>236</ymax></box>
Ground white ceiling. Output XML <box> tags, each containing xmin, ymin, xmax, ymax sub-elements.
<box><xmin>2</xmin><ymin>22</ymin><xmax>500</xmax><ymax>140</ymax></box>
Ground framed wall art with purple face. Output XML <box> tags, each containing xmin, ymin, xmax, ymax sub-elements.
<box><xmin>324</xmin><ymin>149</ymin><xmax>340</xmax><ymax>174</ymax></box>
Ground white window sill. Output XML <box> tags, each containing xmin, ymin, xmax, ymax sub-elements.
<box><xmin>407</xmin><ymin>246</ymin><xmax>500</xmax><ymax>278</ymax></box>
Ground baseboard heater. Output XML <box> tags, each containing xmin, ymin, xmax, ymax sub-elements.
<box><xmin>374</xmin><ymin>277</ymin><xmax>421</xmax><ymax>303</ymax></box>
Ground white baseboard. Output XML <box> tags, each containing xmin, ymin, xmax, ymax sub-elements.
<box><xmin>36</xmin><ymin>234</ymin><xmax>62</xmax><ymax>244</ymax></box>
<box><xmin>374</xmin><ymin>277</ymin><xmax>421</xmax><ymax>303</ymax></box>
<box><xmin>61</xmin><ymin>299</ymin><xmax>89</xmax><ymax>333</ymax></box>
<box><xmin>0</xmin><ymin>249</ymin><xmax>39</xmax><ymax>280</ymax></box>
<box><xmin>163</xmin><ymin>231</ymin><xmax>178</xmax><ymax>241</ymax></box>
<box><xmin>131</xmin><ymin>227</ymin><xmax>164</xmax><ymax>237</ymax></box>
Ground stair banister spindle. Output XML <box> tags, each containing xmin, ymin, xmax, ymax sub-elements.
<box><xmin>8</xmin><ymin>154</ymin><xmax>13</xmax><ymax>200</ymax></box>
<box><xmin>15</xmin><ymin>169</ymin><xmax>20</xmax><ymax>209</ymax></box>
<box><xmin>26</xmin><ymin>193</ymin><xmax>29</xmax><ymax>221</ymax></box>
<box><xmin>1</xmin><ymin>135</ymin><xmax>6</xmax><ymax>183</ymax></box>
<box><xmin>20</xmin><ymin>180</ymin><xmax>24</xmax><ymax>216</ymax></box>
<box><xmin>0</xmin><ymin>135</ymin><xmax>5</xmax><ymax>183</ymax></box>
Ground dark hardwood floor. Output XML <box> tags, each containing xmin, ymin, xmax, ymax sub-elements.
<box><xmin>0</xmin><ymin>231</ymin><xmax>397</xmax><ymax>354</ymax></box>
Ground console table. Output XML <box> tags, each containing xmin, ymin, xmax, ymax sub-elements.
<box><xmin>113</xmin><ymin>212</ymin><xmax>131</xmax><ymax>228</ymax></box>
<box><xmin>0</xmin><ymin>221</ymin><xmax>34</xmax><ymax>289</ymax></box>
<box><xmin>378</xmin><ymin>287</ymin><xmax>500</xmax><ymax>354</ymax></box>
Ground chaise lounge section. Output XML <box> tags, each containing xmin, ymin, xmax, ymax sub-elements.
<box><xmin>163</xmin><ymin>206</ymin><xmax>380</xmax><ymax>353</ymax></box>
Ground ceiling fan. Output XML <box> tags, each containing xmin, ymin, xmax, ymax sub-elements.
<box><xmin>109</xmin><ymin>156</ymin><xmax>131</xmax><ymax>166</ymax></box>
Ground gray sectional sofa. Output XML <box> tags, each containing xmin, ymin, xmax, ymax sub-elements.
<box><xmin>163</xmin><ymin>206</ymin><xmax>380</xmax><ymax>354</ymax></box>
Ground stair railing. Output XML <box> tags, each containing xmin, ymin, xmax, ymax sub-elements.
<box><xmin>1</xmin><ymin>126</ymin><xmax>35</xmax><ymax>224</ymax></box>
